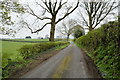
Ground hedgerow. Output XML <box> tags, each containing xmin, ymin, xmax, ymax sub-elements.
<box><xmin>2</xmin><ymin>41</ymin><xmax>70</xmax><ymax>78</ymax></box>
<box><xmin>19</xmin><ymin>42</ymin><xmax>69</xmax><ymax>59</ymax></box>
<box><xmin>76</xmin><ymin>21</ymin><xmax>120</xmax><ymax>78</ymax></box>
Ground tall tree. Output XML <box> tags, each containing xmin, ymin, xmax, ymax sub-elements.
<box><xmin>78</xmin><ymin>1</ymin><xmax>119</xmax><ymax>31</ymax></box>
<box><xmin>25</xmin><ymin>0</ymin><xmax>79</xmax><ymax>41</ymax></box>
<box><xmin>58</xmin><ymin>18</ymin><xmax>77</xmax><ymax>41</ymax></box>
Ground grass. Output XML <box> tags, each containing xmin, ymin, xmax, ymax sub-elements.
<box><xmin>55</xmin><ymin>43</ymin><xmax>70</xmax><ymax>50</ymax></box>
<box><xmin>2</xmin><ymin>39</ymin><xmax>70</xmax><ymax>78</ymax></box>
<box><xmin>23</xmin><ymin>39</ymin><xmax>48</xmax><ymax>41</ymax></box>
<box><xmin>1</xmin><ymin>39</ymin><xmax>67</xmax><ymax>68</ymax></box>
<box><xmin>1</xmin><ymin>39</ymin><xmax>48</xmax><ymax>66</ymax></box>
<box><xmin>1</xmin><ymin>41</ymin><xmax>35</xmax><ymax>68</ymax></box>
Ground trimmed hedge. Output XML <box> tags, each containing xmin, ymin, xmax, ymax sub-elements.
<box><xmin>19</xmin><ymin>42</ymin><xmax>70</xmax><ymax>59</ymax></box>
<box><xmin>76</xmin><ymin>21</ymin><xmax>120</xmax><ymax>78</ymax></box>
<box><xmin>2</xmin><ymin>41</ymin><xmax>69</xmax><ymax>79</ymax></box>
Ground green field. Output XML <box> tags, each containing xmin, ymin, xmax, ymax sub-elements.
<box><xmin>1</xmin><ymin>39</ymin><xmax>61</xmax><ymax>68</ymax></box>
<box><xmin>23</xmin><ymin>39</ymin><xmax>49</xmax><ymax>41</ymax></box>
<box><xmin>1</xmin><ymin>41</ymin><xmax>35</xmax><ymax>68</ymax></box>
<box><xmin>1</xmin><ymin>39</ymin><xmax>56</xmax><ymax>68</ymax></box>
<box><xmin>1</xmin><ymin>39</ymin><xmax>70</xmax><ymax>78</ymax></box>
<box><xmin>9</xmin><ymin>39</ymin><xmax>49</xmax><ymax>41</ymax></box>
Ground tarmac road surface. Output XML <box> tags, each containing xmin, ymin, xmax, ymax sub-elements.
<box><xmin>21</xmin><ymin>42</ymin><xmax>101</xmax><ymax>78</ymax></box>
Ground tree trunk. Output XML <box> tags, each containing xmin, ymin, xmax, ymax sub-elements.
<box><xmin>67</xmin><ymin>34</ymin><xmax>70</xmax><ymax>41</ymax></box>
<box><xmin>49</xmin><ymin>17</ymin><xmax>56</xmax><ymax>42</ymax></box>
<box><xmin>49</xmin><ymin>25</ymin><xmax>55</xmax><ymax>41</ymax></box>
<box><xmin>89</xmin><ymin>26</ymin><xmax>94</xmax><ymax>31</ymax></box>
<box><xmin>88</xmin><ymin>13</ymin><xmax>93</xmax><ymax>31</ymax></box>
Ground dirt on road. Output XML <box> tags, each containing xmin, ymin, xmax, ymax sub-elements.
<box><xmin>19</xmin><ymin>42</ymin><xmax>101</xmax><ymax>78</ymax></box>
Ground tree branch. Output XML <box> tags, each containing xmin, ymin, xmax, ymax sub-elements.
<box><xmin>53</xmin><ymin>0</ymin><xmax>57</xmax><ymax>13</ymax></box>
<box><xmin>32</xmin><ymin>22</ymin><xmax>51</xmax><ymax>33</ymax></box>
<box><xmin>27</xmin><ymin>5</ymin><xmax>51</xmax><ymax>20</ymax></box>
<box><xmin>56</xmin><ymin>1</ymin><xmax>79</xmax><ymax>24</ymax></box>
<box><xmin>23</xmin><ymin>20</ymin><xmax>33</xmax><ymax>33</ymax></box>
<box><xmin>62</xmin><ymin>22</ymin><xmax>69</xmax><ymax>34</ymax></box>
<box><xmin>78</xmin><ymin>9</ymin><xmax>89</xmax><ymax>27</ymax></box>
<box><xmin>41</xmin><ymin>0</ymin><xmax>53</xmax><ymax>15</ymax></box>
<box><xmin>48</xmin><ymin>0</ymin><xmax>53</xmax><ymax>14</ymax></box>
<box><xmin>93</xmin><ymin>2</ymin><xmax>115</xmax><ymax>28</ymax></box>
<box><xmin>35</xmin><ymin>1</ymin><xmax>50</xmax><ymax>13</ymax></box>
<box><xmin>55</xmin><ymin>0</ymin><xmax>67</xmax><ymax>15</ymax></box>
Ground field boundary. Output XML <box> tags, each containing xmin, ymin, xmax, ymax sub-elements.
<box><xmin>0</xmin><ymin>39</ymin><xmax>48</xmax><ymax>43</ymax></box>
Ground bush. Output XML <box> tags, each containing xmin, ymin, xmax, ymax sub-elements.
<box><xmin>2</xmin><ymin>41</ymin><xmax>69</xmax><ymax>79</ymax></box>
<box><xmin>75</xmin><ymin>21</ymin><xmax>120</xmax><ymax>78</ymax></box>
<box><xmin>19</xmin><ymin>42</ymin><xmax>69</xmax><ymax>59</ymax></box>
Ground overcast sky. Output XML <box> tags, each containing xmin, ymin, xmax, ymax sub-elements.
<box><xmin>0</xmin><ymin>0</ymin><xmax>118</xmax><ymax>39</ymax></box>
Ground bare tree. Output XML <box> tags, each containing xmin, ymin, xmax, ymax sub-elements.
<box><xmin>25</xmin><ymin>0</ymin><xmax>79</xmax><ymax>41</ymax></box>
<box><xmin>58</xmin><ymin>18</ymin><xmax>77</xmax><ymax>41</ymax></box>
<box><xmin>78</xmin><ymin>1</ymin><xmax>119</xmax><ymax>31</ymax></box>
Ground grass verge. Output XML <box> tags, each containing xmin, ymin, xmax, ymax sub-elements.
<box><xmin>2</xmin><ymin>41</ymin><xmax>70</xmax><ymax>79</ymax></box>
<box><xmin>75</xmin><ymin>21</ymin><xmax>120</xmax><ymax>78</ymax></box>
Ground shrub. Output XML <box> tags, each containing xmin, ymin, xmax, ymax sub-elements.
<box><xmin>75</xmin><ymin>21</ymin><xmax>120</xmax><ymax>78</ymax></box>
<box><xmin>19</xmin><ymin>42</ymin><xmax>69</xmax><ymax>59</ymax></box>
<box><xmin>2</xmin><ymin>41</ymin><xmax>69</xmax><ymax>79</ymax></box>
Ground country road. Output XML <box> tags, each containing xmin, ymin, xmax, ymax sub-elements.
<box><xmin>21</xmin><ymin>42</ymin><xmax>101</xmax><ymax>78</ymax></box>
